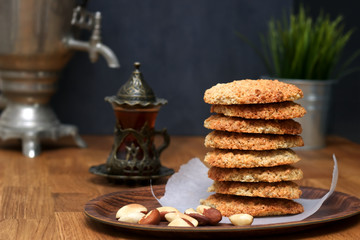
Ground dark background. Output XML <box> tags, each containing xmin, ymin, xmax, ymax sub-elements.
<box><xmin>52</xmin><ymin>0</ymin><xmax>360</xmax><ymax>143</ymax></box>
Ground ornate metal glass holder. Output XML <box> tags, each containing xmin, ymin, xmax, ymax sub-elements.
<box><xmin>89</xmin><ymin>62</ymin><xmax>174</xmax><ymax>181</ymax></box>
<box><xmin>108</xmin><ymin>115</ymin><xmax>170</xmax><ymax>176</ymax></box>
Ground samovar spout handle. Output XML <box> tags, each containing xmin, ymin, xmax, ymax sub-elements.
<box><xmin>93</xmin><ymin>43</ymin><xmax>120</xmax><ymax>68</ymax></box>
<box><xmin>65</xmin><ymin>6</ymin><xmax>120</xmax><ymax>68</ymax></box>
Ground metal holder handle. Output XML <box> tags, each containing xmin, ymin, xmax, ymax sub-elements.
<box><xmin>154</xmin><ymin>128</ymin><xmax>170</xmax><ymax>157</ymax></box>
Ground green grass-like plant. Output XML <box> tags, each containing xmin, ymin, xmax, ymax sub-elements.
<box><xmin>238</xmin><ymin>6</ymin><xmax>360</xmax><ymax>80</ymax></box>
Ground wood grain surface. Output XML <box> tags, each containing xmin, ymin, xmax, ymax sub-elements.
<box><xmin>0</xmin><ymin>135</ymin><xmax>359</xmax><ymax>239</ymax></box>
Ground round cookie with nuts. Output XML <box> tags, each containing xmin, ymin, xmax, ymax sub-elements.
<box><xmin>204</xmin><ymin>149</ymin><xmax>301</xmax><ymax>168</ymax></box>
<box><xmin>201</xmin><ymin>193</ymin><xmax>304</xmax><ymax>217</ymax></box>
<box><xmin>208</xmin><ymin>181</ymin><xmax>302</xmax><ymax>200</ymax></box>
<box><xmin>205</xmin><ymin>131</ymin><xmax>304</xmax><ymax>150</ymax></box>
<box><xmin>204</xmin><ymin>114</ymin><xmax>302</xmax><ymax>135</ymax></box>
<box><xmin>208</xmin><ymin>165</ymin><xmax>303</xmax><ymax>182</ymax></box>
<box><xmin>210</xmin><ymin>101</ymin><xmax>306</xmax><ymax>120</ymax></box>
<box><xmin>204</xmin><ymin>79</ymin><xmax>303</xmax><ymax>105</ymax></box>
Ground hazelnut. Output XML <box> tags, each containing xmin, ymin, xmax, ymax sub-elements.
<box><xmin>229</xmin><ymin>213</ymin><xmax>253</xmax><ymax>226</ymax></box>
<box><xmin>118</xmin><ymin>212</ymin><xmax>145</xmax><ymax>223</ymax></box>
<box><xmin>156</xmin><ymin>206</ymin><xmax>179</xmax><ymax>221</ymax></box>
<box><xmin>196</xmin><ymin>205</ymin><xmax>222</xmax><ymax>225</ymax></box>
<box><xmin>184</xmin><ymin>208</ymin><xmax>210</xmax><ymax>226</ymax></box>
<box><xmin>116</xmin><ymin>203</ymin><xmax>148</xmax><ymax>219</ymax></box>
<box><xmin>165</xmin><ymin>212</ymin><xmax>198</xmax><ymax>227</ymax></box>
<box><xmin>138</xmin><ymin>209</ymin><xmax>161</xmax><ymax>225</ymax></box>
<box><xmin>168</xmin><ymin>217</ymin><xmax>195</xmax><ymax>227</ymax></box>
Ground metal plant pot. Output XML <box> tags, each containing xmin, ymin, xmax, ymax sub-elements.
<box><xmin>279</xmin><ymin>79</ymin><xmax>336</xmax><ymax>149</ymax></box>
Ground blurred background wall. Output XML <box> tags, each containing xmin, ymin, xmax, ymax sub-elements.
<box><xmin>51</xmin><ymin>0</ymin><xmax>360</xmax><ymax>143</ymax></box>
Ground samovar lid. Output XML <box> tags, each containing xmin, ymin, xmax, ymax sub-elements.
<box><xmin>105</xmin><ymin>62</ymin><xmax>167</xmax><ymax>107</ymax></box>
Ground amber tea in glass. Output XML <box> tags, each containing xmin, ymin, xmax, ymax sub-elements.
<box><xmin>113</xmin><ymin>105</ymin><xmax>160</xmax><ymax>163</ymax></box>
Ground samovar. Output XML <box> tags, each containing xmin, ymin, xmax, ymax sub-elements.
<box><xmin>0</xmin><ymin>0</ymin><xmax>119</xmax><ymax>157</ymax></box>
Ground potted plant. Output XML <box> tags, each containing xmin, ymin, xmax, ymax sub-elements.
<box><xmin>238</xmin><ymin>5</ymin><xmax>360</xmax><ymax>149</ymax></box>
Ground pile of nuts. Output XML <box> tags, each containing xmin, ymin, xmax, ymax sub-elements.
<box><xmin>116</xmin><ymin>204</ymin><xmax>253</xmax><ymax>227</ymax></box>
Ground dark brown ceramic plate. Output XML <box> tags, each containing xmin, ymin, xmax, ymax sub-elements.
<box><xmin>84</xmin><ymin>185</ymin><xmax>360</xmax><ymax>238</ymax></box>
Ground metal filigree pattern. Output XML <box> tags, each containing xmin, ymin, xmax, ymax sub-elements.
<box><xmin>104</xmin><ymin>62</ymin><xmax>167</xmax><ymax>107</ymax></box>
<box><xmin>105</xmin><ymin>122</ymin><xmax>169</xmax><ymax>176</ymax></box>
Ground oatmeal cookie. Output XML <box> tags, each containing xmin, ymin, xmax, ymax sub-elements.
<box><xmin>204</xmin><ymin>79</ymin><xmax>303</xmax><ymax>105</ymax></box>
<box><xmin>205</xmin><ymin>131</ymin><xmax>304</xmax><ymax>150</ymax></box>
<box><xmin>210</xmin><ymin>101</ymin><xmax>306</xmax><ymax>120</ymax></box>
<box><xmin>208</xmin><ymin>181</ymin><xmax>302</xmax><ymax>199</ymax></box>
<box><xmin>208</xmin><ymin>165</ymin><xmax>303</xmax><ymax>182</ymax></box>
<box><xmin>200</xmin><ymin>193</ymin><xmax>304</xmax><ymax>217</ymax></box>
<box><xmin>204</xmin><ymin>114</ymin><xmax>302</xmax><ymax>135</ymax></box>
<box><xmin>204</xmin><ymin>149</ymin><xmax>301</xmax><ymax>168</ymax></box>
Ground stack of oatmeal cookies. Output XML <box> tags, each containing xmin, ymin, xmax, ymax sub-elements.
<box><xmin>200</xmin><ymin>79</ymin><xmax>306</xmax><ymax>217</ymax></box>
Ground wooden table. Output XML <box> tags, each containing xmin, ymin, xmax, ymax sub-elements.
<box><xmin>0</xmin><ymin>135</ymin><xmax>359</xmax><ymax>239</ymax></box>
